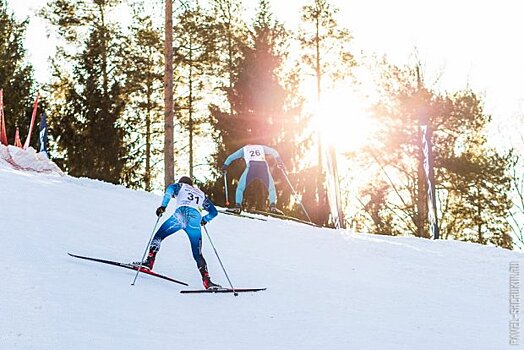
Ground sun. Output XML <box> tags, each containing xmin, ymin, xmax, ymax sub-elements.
<box><xmin>311</xmin><ymin>83</ymin><xmax>376</xmax><ymax>153</ymax></box>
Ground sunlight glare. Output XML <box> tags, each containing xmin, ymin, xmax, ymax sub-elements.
<box><xmin>313</xmin><ymin>85</ymin><xmax>376</xmax><ymax>153</ymax></box>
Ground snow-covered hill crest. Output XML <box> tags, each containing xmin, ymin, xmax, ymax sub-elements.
<box><xmin>0</xmin><ymin>166</ymin><xmax>522</xmax><ymax>350</ymax></box>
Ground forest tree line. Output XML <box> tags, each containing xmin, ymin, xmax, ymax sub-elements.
<box><xmin>0</xmin><ymin>0</ymin><xmax>522</xmax><ymax>250</ymax></box>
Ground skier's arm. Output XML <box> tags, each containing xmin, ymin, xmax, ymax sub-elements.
<box><xmin>202</xmin><ymin>197</ymin><xmax>218</xmax><ymax>223</ymax></box>
<box><xmin>263</xmin><ymin>146</ymin><xmax>284</xmax><ymax>167</ymax></box>
<box><xmin>223</xmin><ymin>148</ymin><xmax>244</xmax><ymax>169</ymax></box>
<box><xmin>161</xmin><ymin>183</ymin><xmax>182</xmax><ymax>207</ymax></box>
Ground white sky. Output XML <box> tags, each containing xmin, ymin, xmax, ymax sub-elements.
<box><xmin>8</xmin><ymin>0</ymin><xmax>524</xmax><ymax>151</ymax></box>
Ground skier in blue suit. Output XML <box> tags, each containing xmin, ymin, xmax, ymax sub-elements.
<box><xmin>134</xmin><ymin>176</ymin><xmax>220</xmax><ymax>289</ymax></box>
<box><xmin>222</xmin><ymin>144</ymin><xmax>285</xmax><ymax>215</ymax></box>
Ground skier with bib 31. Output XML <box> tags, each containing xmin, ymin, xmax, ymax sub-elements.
<box><xmin>133</xmin><ymin>176</ymin><xmax>221</xmax><ymax>289</ymax></box>
<box><xmin>222</xmin><ymin>144</ymin><xmax>285</xmax><ymax>215</ymax></box>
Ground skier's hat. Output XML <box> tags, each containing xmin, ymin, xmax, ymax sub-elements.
<box><xmin>178</xmin><ymin>176</ymin><xmax>193</xmax><ymax>186</ymax></box>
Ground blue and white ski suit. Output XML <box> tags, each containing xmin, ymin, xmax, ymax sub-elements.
<box><xmin>150</xmin><ymin>183</ymin><xmax>217</xmax><ymax>270</ymax></box>
<box><xmin>223</xmin><ymin>145</ymin><xmax>283</xmax><ymax>206</ymax></box>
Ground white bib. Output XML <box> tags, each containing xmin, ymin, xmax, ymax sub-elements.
<box><xmin>176</xmin><ymin>184</ymin><xmax>205</xmax><ymax>211</ymax></box>
<box><xmin>243</xmin><ymin>145</ymin><xmax>265</xmax><ymax>162</ymax></box>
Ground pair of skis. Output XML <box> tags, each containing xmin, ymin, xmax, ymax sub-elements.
<box><xmin>221</xmin><ymin>208</ymin><xmax>319</xmax><ymax>227</ymax></box>
<box><xmin>68</xmin><ymin>253</ymin><xmax>265</xmax><ymax>294</ymax></box>
<box><xmin>249</xmin><ymin>209</ymin><xmax>320</xmax><ymax>227</ymax></box>
<box><xmin>218</xmin><ymin>208</ymin><xmax>267</xmax><ymax>222</ymax></box>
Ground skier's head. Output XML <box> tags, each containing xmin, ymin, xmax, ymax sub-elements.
<box><xmin>178</xmin><ymin>176</ymin><xmax>193</xmax><ymax>186</ymax></box>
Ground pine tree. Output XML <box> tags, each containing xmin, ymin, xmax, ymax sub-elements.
<box><xmin>208</xmin><ymin>0</ymin><xmax>307</xmax><ymax>213</ymax></box>
<box><xmin>298</xmin><ymin>0</ymin><xmax>355</xmax><ymax>226</ymax></box>
<box><xmin>121</xmin><ymin>5</ymin><xmax>164</xmax><ymax>190</ymax></box>
<box><xmin>209</xmin><ymin>0</ymin><xmax>247</xmax><ymax>116</ymax></box>
<box><xmin>442</xmin><ymin>148</ymin><xmax>513</xmax><ymax>248</ymax></box>
<box><xmin>42</xmin><ymin>0</ymin><xmax>127</xmax><ymax>183</ymax></box>
<box><xmin>508</xmin><ymin>151</ymin><xmax>524</xmax><ymax>248</ymax></box>
<box><xmin>0</xmin><ymin>1</ymin><xmax>36</xmax><ymax>145</ymax></box>
<box><xmin>173</xmin><ymin>2</ymin><xmax>218</xmax><ymax>178</ymax></box>
<box><xmin>356</xmin><ymin>60</ymin><xmax>514</xmax><ymax>248</ymax></box>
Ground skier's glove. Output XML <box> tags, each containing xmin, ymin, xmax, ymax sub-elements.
<box><xmin>201</xmin><ymin>219</ymin><xmax>208</xmax><ymax>226</ymax></box>
<box><xmin>221</xmin><ymin>164</ymin><xmax>228</xmax><ymax>174</ymax></box>
<box><xmin>156</xmin><ymin>206</ymin><xmax>166</xmax><ymax>217</ymax></box>
<box><xmin>276</xmin><ymin>159</ymin><xmax>285</xmax><ymax>170</ymax></box>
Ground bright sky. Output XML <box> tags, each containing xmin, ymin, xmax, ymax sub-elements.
<box><xmin>9</xmin><ymin>0</ymin><xmax>524</xmax><ymax>152</ymax></box>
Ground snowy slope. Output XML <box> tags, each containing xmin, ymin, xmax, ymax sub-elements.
<box><xmin>0</xmin><ymin>163</ymin><xmax>522</xmax><ymax>350</ymax></box>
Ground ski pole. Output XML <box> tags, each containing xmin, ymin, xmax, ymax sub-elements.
<box><xmin>131</xmin><ymin>215</ymin><xmax>161</xmax><ymax>286</ymax></box>
<box><xmin>203</xmin><ymin>226</ymin><xmax>238</xmax><ymax>296</ymax></box>
<box><xmin>279</xmin><ymin>167</ymin><xmax>313</xmax><ymax>223</ymax></box>
<box><xmin>223</xmin><ymin>171</ymin><xmax>230</xmax><ymax>206</ymax></box>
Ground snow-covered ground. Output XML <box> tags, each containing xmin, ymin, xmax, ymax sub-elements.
<box><xmin>0</xmin><ymin>154</ymin><xmax>523</xmax><ymax>350</ymax></box>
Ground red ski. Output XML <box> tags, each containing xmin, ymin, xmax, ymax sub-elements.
<box><xmin>68</xmin><ymin>253</ymin><xmax>188</xmax><ymax>286</ymax></box>
<box><xmin>180</xmin><ymin>287</ymin><xmax>266</xmax><ymax>294</ymax></box>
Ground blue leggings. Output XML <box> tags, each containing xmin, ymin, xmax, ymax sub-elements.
<box><xmin>150</xmin><ymin>206</ymin><xmax>207</xmax><ymax>270</ymax></box>
<box><xmin>236</xmin><ymin>161</ymin><xmax>276</xmax><ymax>205</ymax></box>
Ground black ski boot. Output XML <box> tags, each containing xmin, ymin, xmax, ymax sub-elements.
<box><xmin>132</xmin><ymin>249</ymin><xmax>156</xmax><ymax>270</ymax></box>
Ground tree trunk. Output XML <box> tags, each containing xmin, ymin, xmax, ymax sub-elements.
<box><xmin>188</xmin><ymin>43</ymin><xmax>194</xmax><ymax>179</ymax></box>
<box><xmin>417</xmin><ymin>127</ymin><xmax>427</xmax><ymax>237</ymax></box>
<box><xmin>145</xmin><ymin>83</ymin><xmax>152</xmax><ymax>192</ymax></box>
<box><xmin>164</xmin><ymin>0</ymin><xmax>174</xmax><ymax>188</ymax></box>
<box><xmin>416</xmin><ymin>68</ymin><xmax>428</xmax><ymax>238</ymax></box>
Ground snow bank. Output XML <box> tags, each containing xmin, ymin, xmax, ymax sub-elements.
<box><xmin>0</xmin><ymin>144</ymin><xmax>63</xmax><ymax>174</ymax></box>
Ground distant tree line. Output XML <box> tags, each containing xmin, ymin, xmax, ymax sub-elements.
<box><xmin>0</xmin><ymin>0</ymin><xmax>520</xmax><ymax>249</ymax></box>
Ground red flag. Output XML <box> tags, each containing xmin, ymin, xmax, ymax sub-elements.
<box><xmin>23</xmin><ymin>92</ymin><xmax>39</xmax><ymax>149</ymax></box>
<box><xmin>0</xmin><ymin>90</ymin><xmax>7</xmax><ymax>145</ymax></box>
<box><xmin>14</xmin><ymin>127</ymin><xmax>22</xmax><ymax>148</ymax></box>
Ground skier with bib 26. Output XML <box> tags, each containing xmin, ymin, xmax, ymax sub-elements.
<box><xmin>222</xmin><ymin>144</ymin><xmax>285</xmax><ymax>215</ymax></box>
<box><xmin>133</xmin><ymin>176</ymin><xmax>221</xmax><ymax>289</ymax></box>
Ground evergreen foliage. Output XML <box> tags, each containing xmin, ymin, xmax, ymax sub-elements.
<box><xmin>508</xmin><ymin>151</ymin><xmax>524</xmax><ymax>249</ymax></box>
<box><xmin>356</xmin><ymin>61</ymin><xmax>514</xmax><ymax>248</ymax></box>
<box><xmin>42</xmin><ymin>0</ymin><xmax>127</xmax><ymax>184</ymax></box>
<box><xmin>0</xmin><ymin>1</ymin><xmax>36</xmax><ymax>145</ymax></box>
<box><xmin>173</xmin><ymin>2</ymin><xmax>219</xmax><ymax>178</ymax></box>
<box><xmin>120</xmin><ymin>5</ymin><xmax>164</xmax><ymax>190</ymax></box>
<box><xmin>208</xmin><ymin>0</ymin><xmax>307</xmax><ymax>214</ymax></box>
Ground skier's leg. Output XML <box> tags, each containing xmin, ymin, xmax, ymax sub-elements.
<box><xmin>235</xmin><ymin>168</ymin><xmax>249</xmax><ymax>207</ymax></box>
<box><xmin>267</xmin><ymin>171</ymin><xmax>277</xmax><ymax>205</ymax></box>
<box><xmin>185</xmin><ymin>216</ymin><xmax>220</xmax><ymax>289</ymax></box>
<box><xmin>253</xmin><ymin>164</ymin><xmax>277</xmax><ymax>207</ymax></box>
<box><xmin>263</xmin><ymin>168</ymin><xmax>282</xmax><ymax>214</ymax></box>
<box><xmin>133</xmin><ymin>213</ymin><xmax>184</xmax><ymax>269</ymax></box>
<box><xmin>150</xmin><ymin>212</ymin><xmax>184</xmax><ymax>252</ymax></box>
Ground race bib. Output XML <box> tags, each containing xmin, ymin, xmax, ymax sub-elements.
<box><xmin>243</xmin><ymin>145</ymin><xmax>265</xmax><ymax>162</ymax></box>
<box><xmin>176</xmin><ymin>184</ymin><xmax>205</xmax><ymax>211</ymax></box>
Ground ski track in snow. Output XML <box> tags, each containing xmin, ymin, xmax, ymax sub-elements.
<box><xmin>0</xmin><ymin>160</ymin><xmax>523</xmax><ymax>350</ymax></box>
